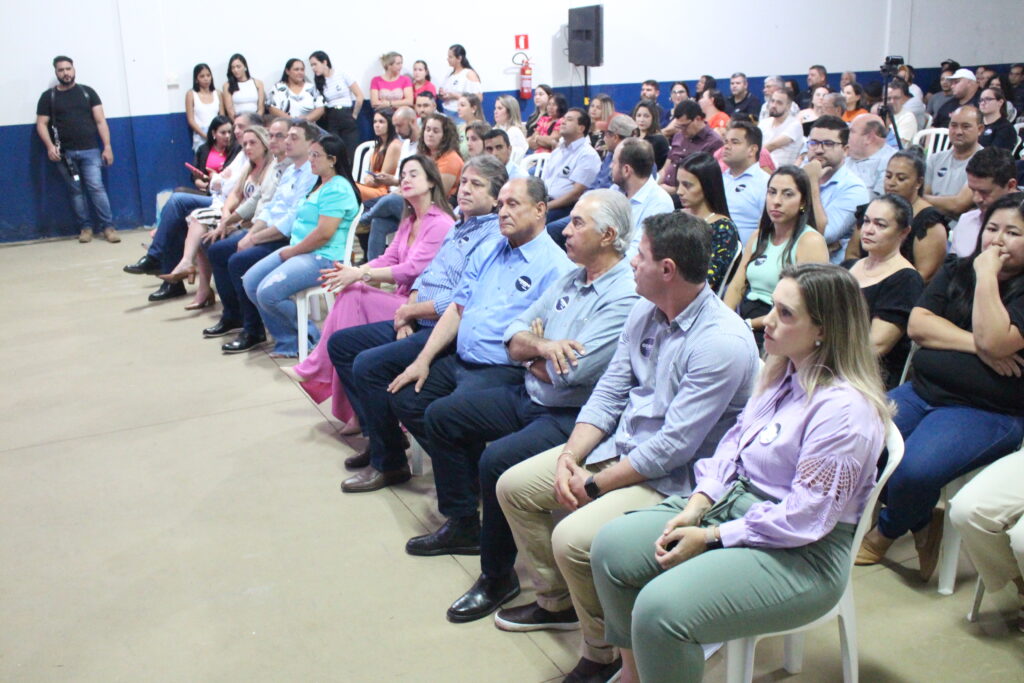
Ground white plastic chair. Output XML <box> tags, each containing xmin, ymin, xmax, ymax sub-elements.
<box><xmin>1012</xmin><ymin>122</ymin><xmax>1024</xmax><ymax>160</ymax></box>
<box><xmin>293</xmin><ymin>205</ymin><xmax>363</xmax><ymax>361</ymax></box>
<box><xmin>936</xmin><ymin>467</ymin><xmax>984</xmax><ymax>595</ymax></box>
<box><xmin>725</xmin><ymin>422</ymin><xmax>905</xmax><ymax>683</ymax></box>
<box><xmin>716</xmin><ymin>243</ymin><xmax>742</xmax><ymax>298</ymax></box>
<box><xmin>353</xmin><ymin>140</ymin><xmax>377</xmax><ymax>181</ymax></box>
<box><xmin>519</xmin><ymin>153</ymin><xmax>550</xmax><ymax>178</ymax></box>
<box><xmin>911</xmin><ymin>128</ymin><xmax>951</xmax><ymax>158</ymax></box>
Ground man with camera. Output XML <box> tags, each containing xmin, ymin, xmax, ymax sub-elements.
<box><xmin>35</xmin><ymin>56</ymin><xmax>118</xmax><ymax>244</ymax></box>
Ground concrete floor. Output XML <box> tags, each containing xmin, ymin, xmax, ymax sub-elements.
<box><xmin>1</xmin><ymin>231</ymin><xmax>1021</xmax><ymax>682</ymax></box>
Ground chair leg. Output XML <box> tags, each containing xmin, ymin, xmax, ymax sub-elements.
<box><xmin>408</xmin><ymin>434</ymin><xmax>424</xmax><ymax>476</ymax></box>
<box><xmin>296</xmin><ymin>295</ymin><xmax>309</xmax><ymax>362</ymax></box>
<box><xmin>725</xmin><ymin>638</ymin><xmax>756</xmax><ymax>683</ymax></box>
<box><xmin>836</xmin><ymin>588</ymin><xmax>859</xmax><ymax>683</ymax></box>
<box><xmin>938</xmin><ymin>503</ymin><xmax>962</xmax><ymax>595</ymax></box>
<box><xmin>782</xmin><ymin>633</ymin><xmax>804</xmax><ymax>674</ymax></box>
<box><xmin>967</xmin><ymin>577</ymin><xmax>985</xmax><ymax>622</ymax></box>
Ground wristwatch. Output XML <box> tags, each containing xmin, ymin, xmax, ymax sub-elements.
<box><xmin>584</xmin><ymin>475</ymin><xmax>601</xmax><ymax>500</ymax></box>
<box><xmin>704</xmin><ymin>526</ymin><xmax>723</xmax><ymax>550</ymax></box>
<box><xmin>360</xmin><ymin>268</ymin><xmax>372</xmax><ymax>283</ymax></box>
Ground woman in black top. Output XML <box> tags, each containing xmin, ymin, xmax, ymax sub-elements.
<box><xmin>843</xmin><ymin>195</ymin><xmax>925</xmax><ymax>387</ymax></box>
<box><xmin>857</xmin><ymin>192</ymin><xmax>1024</xmax><ymax>579</ymax></box>
<box><xmin>978</xmin><ymin>87</ymin><xmax>1020</xmax><ymax>151</ymax></box>
<box><xmin>631</xmin><ymin>99</ymin><xmax>669</xmax><ymax>170</ymax></box>
<box><xmin>192</xmin><ymin>115</ymin><xmax>239</xmax><ymax>193</ymax></box>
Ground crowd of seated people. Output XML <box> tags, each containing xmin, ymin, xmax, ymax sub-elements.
<box><xmin>117</xmin><ymin>48</ymin><xmax>1024</xmax><ymax>681</ymax></box>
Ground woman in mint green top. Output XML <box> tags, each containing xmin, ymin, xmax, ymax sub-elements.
<box><xmin>244</xmin><ymin>134</ymin><xmax>358</xmax><ymax>357</ymax></box>
<box><xmin>723</xmin><ymin>165</ymin><xmax>830</xmax><ymax>349</ymax></box>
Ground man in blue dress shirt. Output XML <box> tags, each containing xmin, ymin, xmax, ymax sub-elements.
<box><xmin>721</xmin><ymin>121</ymin><xmax>770</xmax><ymax>246</ymax></box>
<box><xmin>407</xmin><ymin>189</ymin><xmax>641</xmax><ymax>624</ymax></box>
<box><xmin>334</xmin><ymin>156</ymin><xmax>509</xmax><ymax>492</ymax></box>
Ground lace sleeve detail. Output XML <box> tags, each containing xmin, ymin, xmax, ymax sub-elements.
<box><xmin>793</xmin><ymin>454</ymin><xmax>864</xmax><ymax>528</ymax></box>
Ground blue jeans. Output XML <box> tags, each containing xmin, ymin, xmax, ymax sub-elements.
<box><xmin>241</xmin><ymin>248</ymin><xmax>332</xmax><ymax>356</ymax></box>
<box><xmin>878</xmin><ymin>382</ymin><xmax>1024</xmax><ymax>538</ymax></box>
<box><xmin>546</xmin><ymin>216</ymin><xmax>571</xmax><ymax>249</ymax></box>
<box><xmin>208</xmin><ymin>232</ymin><xmax>289</xmax><ymax>333</ymax></box>
<box><xmin>425</xmin><ymin>383</ymin><xmax>579</xmax><ymax>577</ymax></box>
<box><xmin>149</xmin><ymin>192</ymin><xmax>211</xmax><ymax>272</ymax></box>
<box><xmin>337</xmin><ymin>326</ymin><xmax>434</xmax><ymax>472</ymax></box>
<box><xmin>54</xmin><ymin>148</ymin><xmax>113</xmax><ymax>230</ymax></box>
<box><xmin>363</xmin><ymin>193</ymin><xmax>404</xmax><ymax>261</ymax></box>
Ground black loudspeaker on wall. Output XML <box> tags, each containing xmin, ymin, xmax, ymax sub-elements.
<box><xmin>568</xmin><ymin>5</ymin><xmax>603</xmax><ymax>67</ymax></box>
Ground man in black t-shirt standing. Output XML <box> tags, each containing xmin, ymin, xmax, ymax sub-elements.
<box><xmin>35</xmin><ymin>55</ymin><xmax>119</xmax><ymax>243</ymax></box>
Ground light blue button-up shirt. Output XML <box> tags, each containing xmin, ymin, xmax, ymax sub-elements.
<box><xmin>576</xmin><ymin>286</ymin><xmax>758</xmax><ymax>496</ymax></box>
<box><xmin>625</xmin><ymin>176</ymin><xmax>676</xmax><ymax>259</ymax></box>
<box><xmin>818</xmin><ymin>163</ymin><xmax>870</xmax><ymax>263</ymax></box>
<box><xmin>454</xmin><ymin>230</ymin><xmax>574</xmax><ymax>365</ymax></box>
<box><xmin>723</xmin><ymin>163</ymin><xmax>770</xmax><ymax>245</ymax></box>
<box><xmin>255</xmin><ymin>160</ymin><xmax>317</xmax><ymax>237</ymax></box>
<box><xmin>411</xmin><ymin>213</ymin><xmax>501</xmax><ymax>328</ymax></box>
<box><xmin>503</xmin><ymin>257</ymin><xmax>640</xmax><ymax>408</ymax></box>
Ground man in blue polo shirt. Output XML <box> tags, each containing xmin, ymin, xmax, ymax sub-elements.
<box><xmin>721</xmin><ymin>120</ymin><xmax>770</xmax><ymax>245</ymax></box>
<box><xmin>336</xmin><ymin>156</ymin><xmax>509</xmax><ymax>491</ymax></box>
<box><xmin>540</xmin><ymin>108</ymin><xmax>602</xmax><ymax>223</ymax></box>
<box><xmin>803</xmin><ymin>116</ymin><xmax>870</xmax><ymax>263</ymax></box>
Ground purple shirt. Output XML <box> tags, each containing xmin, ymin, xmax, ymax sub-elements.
<box><xmin>694</xmin><ymin>364</ymin><xmax>885</xmax><ymax>549</ymax></box>
<box><xmin>663</xmin><ymin>125</ymin><xmax>723</xmax><ymax>188</ymax></box>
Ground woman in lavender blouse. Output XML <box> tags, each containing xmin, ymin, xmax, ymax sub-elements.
<box><xmin>591</xmin><ymin>263</ymin><xmax>889</xmax><ymax>683</ymax></box>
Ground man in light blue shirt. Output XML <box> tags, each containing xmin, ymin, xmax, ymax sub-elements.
<box><xmin>803</xmin><ymin>116</ymin><xmax>870</xmax><ymax>263</ymax></box>
<box><xmin>336</xmin><ymin>156</ymin><xmax>508</xmax><ymax>492</ymax></box>
<box><xmin>540</xmin><ymin>108</ymin><xmax>602</xmax><ymax>222</ymax></box>
<box><xmin>411</xmin><ymin>190</ymin><xmax>640</xmax><ymax>623</ymax></box>
<box><xmin>496</xmin><ymin>211</ymin><xmax>758</xmax><ymax>675</ymax></box>
<box><xmin>721</xmin><ymin>120</ymin><xmax>770</xmax><ymax>245</ymax></box>
<box><xmin>614</xmin><ymin>137</ymin><xmax>675</xmax><ymax>260</ymax></box>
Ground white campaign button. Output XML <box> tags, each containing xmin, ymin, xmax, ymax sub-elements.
<box><xmin>758</xmin><ymin>422</ymin><xmax>781</xmax><ymax>444</ymax></box>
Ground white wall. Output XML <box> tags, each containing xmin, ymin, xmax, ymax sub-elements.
<box><xmin>5</xmin><ymin>0</ymin><xmax>1023</xmax><ymax>126</ymax></box>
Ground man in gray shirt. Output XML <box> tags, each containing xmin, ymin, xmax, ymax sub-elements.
<box><xmin>407</xmin><ymin>189</ymin><xmax>640</xmax><ymax>625</ymax></box>
<box><xmin>495</xmin><ymin>211</ymin><xmax>759</xmax><ymax>683</ymax></box>
<box><xmin>924</xmin><ymin>106</ymin><xmax>983</xmax><ymax>220</ymax></box>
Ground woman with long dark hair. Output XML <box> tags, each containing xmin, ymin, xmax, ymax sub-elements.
<box><xmin>675</xmin><ymin>152</ymin><xmax>740</xmax><ymax>290</ymax></box>
<box><xmin>185</xmin><ymin>63</ymin><xmax>224</xmax><ymax>152</ymax></box>
<box><xmin>978</xmin><ymin>87</ymin><xmax>1019</xmax><ymax>150</ymax></box>
<box><xmin>283</xmin><ymin>154</ymin><xmax>456</xmax><ymax>425</ymax></box>
<box><xmin>528</xmin><ymin>93</ymin><xmax>568</xmax><ymax>152</ymax></box>
<box><xmin>724</xmin><ymin>166</ymin><xmax>830</xmax><ymax>349</ymax></box>
<box><xmin>242</xmin><ymin>134</ymin><xmax>360</xmax><ymax>358</ymax></box>
<box><xmin>222</xmin><ymin>53</ymin><xmax>264</xmax><ymax>119</ymax></box>
<box><xmin>438</xmin><ymin>44</ymin><xmax>481</xmax><ymax>122</ymax></box>
<box><xmin>411</xmin><ymin>59</ymin><xmax>436</xmax><ymax>99</ymax></box>
<box><xmin>857</xmin><ymin>192</ymin><xmax>1024</xmax><ymax>581</ymax></box>
<box><xmin>525</xmin><ymin>85</ymin><xmax>552</xmax><ymax>137</ymax></box>
<box><xmin>267</xmin><ymin>58</ymin><xmax>324</xmax><ymax>123</ymax></box>
<box><xmin>309</xmin><ymin>50</ymin><xmax>364</xmax><ymax>161</ymax></box>
<box><xmin>192</xmin><ymin>115</ymin><xmax>239</xmax><ymax>190</ymax></box>
<box><xmin>631</xmin><ymin>99</ymin><xmax>668</xmax><ymax>169</ymax></box>
<box><xmin>842</xmin><ymin>83</ymin><xmax>869</xmax><ymax>122</ymax></box>
<box><xmin>355</xmin><ymin>109</ymin><xmax>402</xmax><ymax>200</ymax></box>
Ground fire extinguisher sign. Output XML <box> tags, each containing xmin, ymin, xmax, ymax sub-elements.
<box><xmin>515</xmin><ymin>34</ymin><xmax>529</xmax><ymax>50</ymax></box>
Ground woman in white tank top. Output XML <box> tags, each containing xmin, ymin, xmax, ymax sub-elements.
<box><xmin>222</xmin><ymin>53</ymin><xmax>265</xmax><ymax>119</ymax></box>
<box><xmin>186</xmin><ymin>63</ymin><xmax>225</xmax><ymax>151</ymax></box>
<box><xmin>438</xmin><ymin>43</ymin><xmax>481</xmax><ymax>122</ymax></box>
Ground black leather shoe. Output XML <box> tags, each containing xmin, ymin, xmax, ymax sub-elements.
<box><xmin>222</xmin><ymin>332</ymin><xmax>266</xmax><ymax>354</ymax></box>
<box><xmin>203</xmin><ymin>319</ymin><xmax>243</xmax><ymax>338</ymax></box>
<box><xmin>340</xmin><ymin>466</ymin><xmax>412</xmax><ymax>493</ymax></box>
<box><xmin>148</xmin><ymin>281</ymin><xmax>187</xmax><ymax>301</ymax></box>
<box><xmin>406</xmin><ymin>517</ymin><xmax>481</xmax><ymax>556</ymax></box>
<box><xmin>344</xmin><ymin>447</ymin><xmax>370</xmax><ymax>470</ymax></box>
<box><xmin>124</xmin><ymin>254</ymin><xmax>160</xmax><ymax>274</ymax></box>
<box><xmin>563</xmin><ymin>657</ymin><xmax>622</xmax><ymax>683</ymax></box>
<box><xmin>447</xmin><ymin>573</ymin><xmax>521</xmax><ymax>623</ymax></box>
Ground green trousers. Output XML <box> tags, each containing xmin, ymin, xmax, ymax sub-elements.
<box><xmin>591</xmin><ymin>480</ymin><xmax>854</xmax><ymax>683</ymax></box>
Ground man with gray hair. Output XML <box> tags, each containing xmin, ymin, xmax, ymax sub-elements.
<box><xmin>846</xmin><ymin>113</ymin><xmax>896</xmax><ymax>197</ymax></box>
<box><xmin>414</xmin><ymin>187</ymin><xmax>641</xmax><ymax>624</ymax></box>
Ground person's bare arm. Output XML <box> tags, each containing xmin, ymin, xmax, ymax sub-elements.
<box><xmin>869</xmin><ymin>318</ymin><xmax>906</xmax><ymax>356</ymax></box>
<box><xmin>924</xmin><ymin>184</ymin><xmax>972</xmax><ymax>217</ymax></box>
<box><xmin>92</xmin><ymin>104</ymin><xmax>113</xmax><ymax>165</ymax></box>
<box><xmin>547</xmin><ymin>183</ymin><xmax>588</xmax><ymax>211</ymax></box>
<box><xmin>764</xmin><ymin>135</ymin><xmax>793</xmax><ymax>152</ymax></box>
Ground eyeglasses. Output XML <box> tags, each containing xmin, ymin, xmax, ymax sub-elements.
<box><xmin>806</xmin><ymin>140</ymin><xmax>842</xmax><ymax>149</ymax></box>
<box><xmin>671</xmin><ymin>89</ymin><xmax>686</xmax><ymax>95</ymax></box>
<box><xmin>978</xmin><ymin>97</ymin><xmax>999</xmax><ymax>103</ymax></box>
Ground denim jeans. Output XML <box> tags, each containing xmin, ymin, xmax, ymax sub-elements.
<box><xmin>149</xmin><ymin>192</ymin><xmax>211</xmax><ymax>272</ymax></box>
<box><xmin>241</xmin><ymin>248</ymin><xmax>332</xmax><ymax>356</ymax></box>
<box><xmin>54</xmin><ymin>148</ymin><xmax>114</xmax><ymax>230</ymax></box>
<box><xmin>545</xmin><ymin>215</ymin><xmax>571</xmax><ymax>249</ymax></box>
<box><xmin>877</xmin><ymin>382</ymin><xmax>1024</xmax><ymax>539</ymax></box>
<box><xmin>208</xmin><ymin>232</ymin><xmax>289</xmax><ymax>333</ymax></box>
<box><xmin>363</xmin><ymin>193</ymin><xmax>405</xmax><ymax>261</ymax></box>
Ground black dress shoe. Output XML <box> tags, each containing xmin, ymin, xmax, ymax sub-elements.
<box><xmin>148</xmin><ymin>281</ymin><xmax>187</xmax><ymax>301</ymax></box>
<box><xmin>222</xmin><ymin>331</ymin><xmax>267</xmax><ymax>354</ymax></box>
<box><xmin>344</xmin><ymin>447</ymin><xmax>370</xmax><ymax>470</ymax></box>
<box><xmin>447</xmin><ymin>573</ymin><xmax>521</xmax><ymax>623</ymax></box>
<box><xmin>563</xmin><ymin>657</ymin><xmax>622</xmax><ymax>683</ymax></box>
<box><xmin>340</xmin><ymin>466</ymin><xmax>412</xmax><ymax>493</ymax></box>
<box><xmin>406</xmin><ymin>517</ymin><xmax>481</xmax><ymax>556</ymax></box>
<box><xmin>203</xmin><ymin>319</ymin><xmax>243</xmax><ymax>338</ymax></box>
<box><xmin>124</xmin><ymin>254</ymin><xmax>160</xmax><ymax>274</ymax></box>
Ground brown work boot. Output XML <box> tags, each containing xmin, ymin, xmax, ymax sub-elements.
<box><xmin>78</xmin><ymin>229</ymin><xmax>93</xmax><ymax>243</ymax></box>
<box><xmin>103</xmin><ymin>227</ymin><xmax>121</xmax><ymax>243</ymax></box>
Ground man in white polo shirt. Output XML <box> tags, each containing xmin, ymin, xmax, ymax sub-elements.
<box><xmin>759</xmin><ymin>88</ymin><xmax>803</xmax><ymax>167</ymax></box>
<box><xmin>721</xmin><ymin>120</ymin><xmax>770</xmax><ymax>245</ymax></box>
<box><xmin>540</xmin><ymin>107</ymin><xmax>601</xmax><ymax>223</ymax></box>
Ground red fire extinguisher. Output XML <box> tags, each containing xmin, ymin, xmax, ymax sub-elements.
<box><xmin>519</xmin><ymin>58</ymin><xmax>533</xmax><ymax>99</ymax></box>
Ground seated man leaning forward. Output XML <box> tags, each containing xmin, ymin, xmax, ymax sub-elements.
<box><xmin>334</xmin><ymin>155</ymin><xmax>508</xmax><ymax>490</ymax></box>
<box><xmin>495</xmin><ymin>211</ymin><xmax>759</xmax><ymax>683</ymax></box>
<box><xmin>407</xmin><ymin>189</ymin><xmax>641</xmax><ymax>624</ymax></box>
<box><xmin>379</xmin><ymin>177</ymin><xmax>575</xmax><ymax>485</ymax></box>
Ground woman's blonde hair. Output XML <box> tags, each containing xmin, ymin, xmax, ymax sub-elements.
<box><xmin>238</xmin><ymin>125</ymin><xmax>271</xmax><ymax>186</ymax></box>
<box><xmin>759</xmin><ymin>263</ymin><xmax>892</xmax><ymax>423</ymax></box>
<box><xmin>495</xmin><ymin>95</ymin><xmax>526</xmax><ymax>136</ymax></box>
<box><xmin>379</xmin><ymin>51</ymin><xmax>402</xmax><ymax>71</ymax></box>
